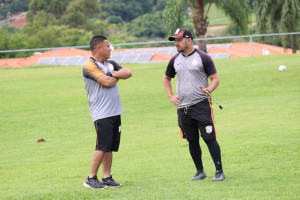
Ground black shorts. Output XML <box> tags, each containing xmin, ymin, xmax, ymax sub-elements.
<box><xmin>177</xmin><ymin>99</ymin><xmax>216</xmax><ymax>142</ymax></box>
<box><xmin>94</xmin><ymin>115</ymin><xmax>121</xmax><ymax>152</ymax></box>
<box><xmin>178</xmin><ymin>115</ymin><xmax>187</xmax><ymax>139</ymax></box>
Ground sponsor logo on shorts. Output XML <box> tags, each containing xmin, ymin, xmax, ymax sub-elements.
<box><xmin>119</xmin><ymin>125</ymin><xmax>121</xmax><ymax>133</ymax></box>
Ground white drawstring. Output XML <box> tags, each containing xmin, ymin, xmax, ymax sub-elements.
<box><xmin>184</xmin><ymin>106</ymin><xmax>189</xmax><ymax>113</ymax></box>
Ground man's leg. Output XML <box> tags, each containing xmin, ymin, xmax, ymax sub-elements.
<box><xmin>89</xmin><ymin>150</ymin><xmax>105</xmax><ymax>178</ymax></box>
<box><xmin>84</xmin><ymin>150</ymin><xmax>107</xmax><ymax>189</ymax></box>
<box><xmin>100</xmin><ymin>115</ymin><xmax>122</xmax><ymax>187</ymax></box>
<box><xmin>204</xmin><ymin>139</ymin><xmax>225</xmax><ymax>181</ymax></box>
<box><xmin>101</xmin><ymin>151</ymin><xmax>122</xmax><ymax>187</ymax></box>
<box><xmin>204</xmin><ymin>139</ymin><xmax>223</xmax><ymax>172</ymax></box>
<box><xmin>178</xmin><ymin>111</ymin><xmax>207</xmax><ymax>180</ymax></box>
<box><xmin>102</xmin><ymin>151</ymin><xmax>112</xmax><ymax>178</ymax></box>
<box><xmin>188</xmin><ymin>138</ymin><xmax>203</xmax><ymax>171</ymax></box>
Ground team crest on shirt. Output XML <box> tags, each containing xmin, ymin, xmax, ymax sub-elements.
<box><xmin>192</xmin><ymin>59</ymin><xmax>198</xmax><ymax>66</ymax></box>
<box><xmin>205</xmin><ymin>126</ymin><xmax>213</xmax><ymax>134</ymax></box>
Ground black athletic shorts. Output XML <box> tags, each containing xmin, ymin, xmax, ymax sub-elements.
<box><xmin>94</xmin><ymin>115</ymin><xmax>121</xmax><ymax>152</ymax></box>
<box><xmin>178</xmin><ymin>115</ymin><xmax>187</xmax><ymax>139</ymax></box>
<box><xmin>177</xmin><ymin>99</ymin><xmax>216</xmax><ymax>142</ymax></box>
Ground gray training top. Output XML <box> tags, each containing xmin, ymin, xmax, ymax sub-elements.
<box><xmin>165</xmin><ymin>48</ymin><xmax>217</xmax><ymax>108</ymax></box>
<box><xmin>83</xmin><ymin>58</ymin><xmax>123</xmax><ymax>122</ymax></box>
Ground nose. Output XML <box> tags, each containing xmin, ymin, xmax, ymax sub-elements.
<box><xmin>110</xmin><ymin>45</ymin><xmax>114</xmax><ymax>51</ymax></box>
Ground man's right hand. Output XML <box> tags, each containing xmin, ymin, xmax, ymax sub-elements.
<box><xmin>168</xmin><ymin>95</ymin><xmax>180</xmax><ymax>107</ymax></box>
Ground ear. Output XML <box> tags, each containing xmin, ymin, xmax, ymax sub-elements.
<box><xmin>96</xmin><ymin>43</ymin><xmax>102</xmax><ymax>51</ymax></box>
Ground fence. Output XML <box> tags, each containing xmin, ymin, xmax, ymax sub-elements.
<box><xmin>0</xmin><ymin>32</ymin><xmax>299</xmax><ymax>67</ymax></box>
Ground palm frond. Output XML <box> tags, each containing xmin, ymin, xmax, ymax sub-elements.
<box><xmin>215</xmin><ymin>0</ymin><xmax>249</xmax><ymax>34</ymax></box>
<box><xmin>163</xmin><ymin>0</ymin><xmax>185</xmax><ymax>34</ymax></box>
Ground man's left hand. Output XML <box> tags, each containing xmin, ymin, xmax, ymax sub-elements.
<box><xmin>200</xmin><ymin>85</ymin><xmax>211</xmax><ymax>96</ymax></box>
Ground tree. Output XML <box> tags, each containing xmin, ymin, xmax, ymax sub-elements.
<box><xmin>126</xmin><ymin>11</ymin><xmax>168</xmax><ymax>38</ymax></box>
<box><xmin>163</xmin><ymin>0</ymin><xmax>249</xmax><ymax>52</ymax></box>
<box><xmin>28</xmin><ymin>0</ymin><xmax>69</xmax><ymax>17</ymax></box>
<box><xmin>99</xmin><ymin>0</ymin><xmax>144</xmax><ymax>22</ymax></box>
<box><xmin>254</xmin><ymin>0</ymin><xmax>300</xmax><ymax>53</ymax></box>
<box><xmin>61</xmin><ymin>0</ymin><xmax>99</xmax><ymax>29</ymax></box>
<box><xmin>99</xmin><ymin>0</ymin><xmax>169</xmax><ymax>22</ymax></box>
<box><xmin>23</xmin><ymin>10</ymin><xmax>56</xmax><ymax>35</ymax></box>
<box><xmin>0</xmin><ymin>0</ymin><xmax>31</xmax><ymax>20</ymax></box>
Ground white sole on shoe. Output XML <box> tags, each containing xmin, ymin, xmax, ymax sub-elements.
<box><xmin>83</xmin><ymin>182</ymin><xmax>106</xmax><ymax>189</ymax></box>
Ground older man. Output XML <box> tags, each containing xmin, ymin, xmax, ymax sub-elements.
<box><xmin>83</xmin><ymin>35</ymin><xmax>132</xmax><ymax>189</ymax></box>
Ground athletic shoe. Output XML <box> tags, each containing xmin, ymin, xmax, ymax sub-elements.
<box><xmin>212</xmin><ymin>170</ymin><xmax>226</xmax><ymax>181</ymax></box>
<box><xmin>83</xmin><ymin>176</ymin><xmax>107</xmax><ymax>189</ymax></box>
<box><xmin>101</xmin><ymin>175</ymin><xmax>122</xmax><ymax>187</ymax></box>
<box><xmin>191</xmin><ymin>170</ymin><xmax>207</xmax><ymax>181</ymax></box>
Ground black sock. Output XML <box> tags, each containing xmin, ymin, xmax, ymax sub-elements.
<box><xmin>205</xmin><ymin>139</ymin><xmax>223</xmax><ymax>172</ymax></box>
<box><xmin>188</xmin><ymin>139</ymin><xmax>203</xmax><ymax>171</ymax></box>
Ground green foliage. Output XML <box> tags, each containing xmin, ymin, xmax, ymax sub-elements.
<box><xmin>108</xmin><ymin>33</ymin><xmax>141</xmax><ymax>47</ymax></box>
<box><xmin>215</xmin><ymin>0</ymin><xmax>249</xmax><ymax>34</ymax></box>
<box><xmin>0</xmin><ymin>29</ymin><xmax>10</xmax><ymax>52</ymax></box>
<box><xmin>163</xmin><ymin>0</ymin><xmax>185</xmax><ymax>34</ymax></box>
<box><xmin>61</xmin><ymin>0</ymin><xmax>100</xmax><ymax>29</ymax></box>
<box><xmin>0</xmin><ymin>23</ymin><xmax>19</xmax><ymax>34</ymax></box>
<box><xmin>163</xmin><ymin>0</ymin><xmax>249</xmax><ymax>38</ymax></box>
<box><xmin>33</xmin><ymin>25</ymin><xmax>93</xmax><ymax>47</ymax></box>
<box><xmin>0</xmin><ymin>24</ymin><xmax>92</xmax><ymax>58</ymax></box>
<box><xmin>254</xmin><ymin>0</ymin><xmax>300</xmax><ymax>32</ymax></box>
<box><xmin>23</xmin><ymin>10</ymin><xmax>56</xmax><ymax>35</ymax></box>
<box><xmin>99</xmin><ymin>0</ymin><xmax>166</xmax><ymax>22</ymax></box>
<box><xmin>87</xmin><ymin>18</ymin><xmax>111</xmax><ymax>35</ymax></box>
<box><xmin>0</xmin><ymin>30</ymin><xmax>40</xmax><ymax>58</ymax></box>
<box><xmin>106</xmin><ymin>16</ymin><xmax>123</xmax><ymax>24</ymax></box>
<box><xmin>0</xmin><ymin>0</ymin><xmax>31</xmax><ymax>20</ymax></box>
<box><xmin>100</xmin><ymin>1</ymin><xmax>143</xmax><ymax>22</ymax></box>
<box><xmin>254</xmin><ymin>0</ymin><xmax>300</xmax><ymax>51</ymax></box>
<box><xmin>28</xmin><ymin>0</ymin><xmax>69</xmax><ymax>16</ymax></box>
<box><xmin>126</xmin><ymin>11</ymin><xmax>168</xmax><ymax>38</ymax></box>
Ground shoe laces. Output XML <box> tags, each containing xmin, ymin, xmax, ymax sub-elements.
<box><xmin>91</xmin><ymin>175</ymin><xmax>100</xmax><ymax>183</ymax></box>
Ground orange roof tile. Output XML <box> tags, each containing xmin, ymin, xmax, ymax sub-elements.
<box><xmin>150</xmin><ymin>52</ymin><xmax>172</xmax><ymax>62</ymax></box>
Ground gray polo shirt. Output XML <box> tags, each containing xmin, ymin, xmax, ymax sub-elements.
<box><xmin>165</xmin><ymin>48</ymin><xmax>217</xmax><ymax>108</ymax></box>
<box><xmin>83</xmin><ymin>58</ymin><xmax>123</xmax><ymax>122</ymax></box>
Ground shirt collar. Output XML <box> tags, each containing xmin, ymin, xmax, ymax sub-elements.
<box><xmin>181</xmin><ymin>48</ymin><xmax>196</xmax><ymax>57</ymax></box>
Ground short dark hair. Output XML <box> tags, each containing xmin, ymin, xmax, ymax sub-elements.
<box><xmin>90</xmin><ymin>35</ymin><xmax>107</xmax><ymax>51</ymax></box>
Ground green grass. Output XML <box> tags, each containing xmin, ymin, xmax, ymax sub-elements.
<box><xmin>0</xmin><ymin>54</ymin><xmax>299</xmax><ymax>199</ymax></box>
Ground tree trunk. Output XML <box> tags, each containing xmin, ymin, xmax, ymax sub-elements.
<box><xmin>192</xmin><ymin>0</ymin><xmax>209</xmax><ymax>53</ymax></box>
<box><xmin>291</xmin><ymin>34</ymin><xmax>297</xmax><ymax>54</ymax></box>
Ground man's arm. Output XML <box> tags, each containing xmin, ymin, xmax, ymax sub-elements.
<box><xmin>112</xmin><ymin>68</ymin><xmax>132</xmax><ymax>79</ymax></box>
<box><xmin>163</xmin><ymin>75</ymin><xmax>180</xmax><ymax>107</ymax></box>
<box><xmin>200</xmin><ymin>73</ymin><xmax>219</xmax><ymax>96</ymax></box>
<box><xmin>97</xmin><ymin>75</ymin><xmax>119</xmax><ymax>87</ymax></box>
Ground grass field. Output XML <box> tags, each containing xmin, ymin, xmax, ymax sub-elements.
<box><xmin>0</xmin><ymin>54</ymin><xmax>299</xmax><ymax>199</ymax></box>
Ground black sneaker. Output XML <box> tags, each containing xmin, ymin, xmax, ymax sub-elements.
<box><xmin>101</xmin><ymin>175</ymin><xmax>122</xmax><ymax>187</ymax></box>
<box><xmin>191</xmin><ymin>170</ymin><xmax>207</xmax><ymax>181</ymax></box>
<box><xmin>212</xmin><ymin>170</ymin><xmax>226</xmax><ymax>181</ymax></box>
<box><xmin>83</xmin><ymin>176</ymin><xmax>107</xmax><ymax>189</ymax></box>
